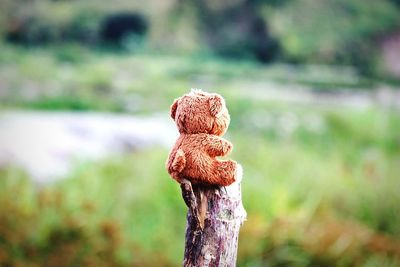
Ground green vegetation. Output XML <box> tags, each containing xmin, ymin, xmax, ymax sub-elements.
<box><xmin>1</xmin><ymin>0</ymin><xmax>400</xmax><ymax>264</ymax></box>
<box><xmin>0</xmin><ymin>151</ymin><xmax>187</xmax><ymax>267</ymax></box>
<box><xmin>268</xmin><ymin>0</ymin><xmax>400</xmax><ymax>64</ymax></box>
<box><xmin>2</xmin><ymin>0</ymin><xmax>400</xmax><ymax>78</ymax></box>
<box><xmin>1</xmin><ymin>41</ymin><xmax>400</xmax><ymax>266</ymax></box>
<box><xmin>1</xmin><ymin>107</ymin><xmax>399</xmax><ymax>266</ymax></box>
<box><xmin>0</xmin><ymin>42</ymin><xmax>378</xmax><ymax>112</ymax></box>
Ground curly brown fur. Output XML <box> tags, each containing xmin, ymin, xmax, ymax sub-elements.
<box><xmin>166</xmin><ymin>89</ymin><xmax>238</xmax><ymax>186</ymax></box>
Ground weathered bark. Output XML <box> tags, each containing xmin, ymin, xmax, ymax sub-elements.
<box><xmin>180</xmin><ymin>177</ymin><xmax>246</xmax><ymax>267</ymax></box>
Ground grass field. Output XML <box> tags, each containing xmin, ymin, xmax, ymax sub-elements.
<box><xmin>0</xmin><ymin>43</ymin><xmax>400</xmax><ymax>266</ymax></box>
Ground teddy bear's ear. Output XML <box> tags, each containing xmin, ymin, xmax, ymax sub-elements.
<box><xmin>170</xmin><ymin>98</ymin><xmax>180</xmax><ymax>120</ymax></box>
<box><xmin>208</xmin><ymin>94</ymin><xmax>224</xmax><ymax>117</ymax></box>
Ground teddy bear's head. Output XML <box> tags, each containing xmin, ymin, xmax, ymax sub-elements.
<box><xmin>170</xmin><ymin>89</ymin><xmax>230</xmax><ymax>136</ymax></box>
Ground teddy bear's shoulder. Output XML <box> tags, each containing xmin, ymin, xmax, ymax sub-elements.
<box><xmin>179</xmin><ymin>133</ymin><xmax>209</xmax><ymax>146</ymax></box>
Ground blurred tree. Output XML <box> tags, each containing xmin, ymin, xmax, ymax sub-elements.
<box><xmin>100</xmin><ymin>12</ymin><xmax>148</xmax><ymax>48</ymax></box>
<box><xmin>174</xmin><ymin>0</ymin><xmax>281</xmax><ymax>62</ymax></box>
<box><xmin>390</xmin><ymin>0</ymin><xmax>400</xmax><ymax>7</ymax></box>
<box><xmin>269</xmin><ymin>0</ymin><xmax>400</xmax><ymax>75</ymax></box>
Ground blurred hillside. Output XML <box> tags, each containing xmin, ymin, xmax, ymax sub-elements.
<box><xmin>2</xmin><ymin>0</ymin><xmax>400</xmax><ymax>79</ymax></box>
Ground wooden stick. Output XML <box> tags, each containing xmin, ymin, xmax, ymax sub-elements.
<box><xmin>180</xmin><ymin>175</ymin><xmax>246</xmax><ymax>267</ymax></box>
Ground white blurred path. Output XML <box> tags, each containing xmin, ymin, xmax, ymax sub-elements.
<box><xmin>0</xmin><ymin>111</ymin><xmax>177</xmax><ymax>183</ymax></box>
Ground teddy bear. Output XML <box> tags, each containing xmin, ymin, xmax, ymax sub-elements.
<box><xmin>166</xmin><ymin>89</ymin><xmax>242</xmax><ymax>187</ymax></box>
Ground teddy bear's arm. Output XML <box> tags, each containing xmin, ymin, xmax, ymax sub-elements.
<box><xmin>205</xmin><ymin>135</ymin><xmax>232</xmax><ymax>157</ymax></box>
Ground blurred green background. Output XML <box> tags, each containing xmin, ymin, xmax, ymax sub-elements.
<box><xmin>1</xmin><ymin>0</ymin><xmax>400</xmax><ymax>266</ymax></box>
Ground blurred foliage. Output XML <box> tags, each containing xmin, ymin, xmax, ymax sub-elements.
<box><xmin>0</xmin><ymin>42</ymin><xmax>379</xmax><ymax>112</ymax></box>
<box><xmin>1</xmin><ymin>43</ymin><xmax>400</xmax><ymax>266</ymax></box>
<box><xmin>0</xmin><ymin>106</ymin><xmax>400</xmax><ymax>266</ymax></box>
<box><xmin>267</xmin><ymin>0</ymin><xmax>400</xmax><ymax>75</ymax></box>
<box><xmin>0</xmin><ymin>150</ymin><xmax>186</xmax><ymax>267</ymax></box>
<box><xmin>174</xmin><ymin>0</ymin><xmax>280</xmax><ymax>62</ymax></box>
<box><xmin>1</xmin><ymin>0</ymin><xmax>400</xmax><ymax>78</ymax></box>
<box><xmin>1</xmin><ymin>0</ymin><xmax>400</xmax><ymax>265</ymax></box>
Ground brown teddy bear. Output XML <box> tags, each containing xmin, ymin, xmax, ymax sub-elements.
<box><xmin>166</xmin><ymin>89</ymin><xmax>242</xmax><ymax>187</ymax></box>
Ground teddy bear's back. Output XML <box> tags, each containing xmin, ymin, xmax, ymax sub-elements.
<box><xmin>167</xmin><ymin>133</ymin><xmax>214</xmax><ymax>183</ymax></box>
